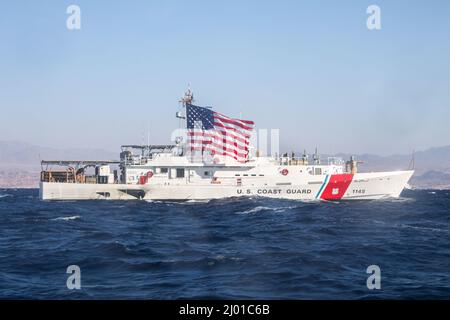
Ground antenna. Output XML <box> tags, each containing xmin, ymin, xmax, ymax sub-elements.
<box><xmin>313</xmin><ymin>147</ymin><xmax>320</xmax><ymax>164</ymax></box>
<box><xmin>39</xmin><ymin>153</ymin><xmax>43</xmax><ymax>171</ymax></box>
<box><xmin>409</xmin><ymin>149</ymin><xmax>415</xmax><ymax>170</ymax></box>
<box><xmin>179</xmin><ymin>84</ymin><xmax>194</xmax><ymax>106</ymax></box>
<box><xmin>147</xmin><ymin>123</ymin><xmax>150</xmax><ymax>156</ymax></box>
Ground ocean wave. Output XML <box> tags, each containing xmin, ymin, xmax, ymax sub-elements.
<box><xmin>0</xmin><ymin>194</ymin><xmax>12</xmax><ymax>199</ymax></box>
<box><xmin>237</xmin><ymin>203</ymin><xmax>308</xmax><ymax>214</ymax></box>
<box><xmin>186</xmin><ymin>199</ymin><xmax>212</xmax><ymax>203</ymax></box>
<box><xmin>396</xmin><ymin>223</ymin><xmax>449</xmax><ymax>233</ymax></box>
<box><xmin>144</xmin><ymin>199</ymin><xmax>183</xmax><ymax>205</ymax></box>
<box><xmin>51</xmin><ymin>215</ymin><xmax>81</xmax><ymax>221</ymax></box>
<box><xmin>376</xmin><ymin>196</ymin><xmax>416</xmax><ymax>203</ymax></box>
<box><xmin>237</xmin><ymin>206</ymin><xmax>274</xmax><ymax>214</ymax></box>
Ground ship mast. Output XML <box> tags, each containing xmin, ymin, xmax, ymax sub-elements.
<box><xmin>179</xmin><ymin>86</ymin><xmax>194</xmax><ymax>106</ymax></box>
<box><xmin>175</xmin><ymin>86</ymin><xmax>195</xmax><ymax>155</ymax></box>
<box><xmin>177</xmin><ymin>86</ymin><xmax>194</xmax><ymax>127</ymax></box>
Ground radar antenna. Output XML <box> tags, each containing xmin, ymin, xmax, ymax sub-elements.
<box><xmin>313</xmin><ymin>147</ymin><xmax>320</xmax><ymax>165</ymax></box>
<box><xmin>179</xmin><ymin>85</ymin><xmax>194</xmax><ymax>106</ymax></box>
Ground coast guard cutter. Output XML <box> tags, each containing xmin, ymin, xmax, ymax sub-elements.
<box><xmin>40</xmin><ymin>90</ymin><xmax>414</xmax><ymax>201</ymax></box>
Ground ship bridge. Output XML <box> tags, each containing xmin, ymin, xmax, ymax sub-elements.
<box><xmin>120</xmin><ymin>145</ymin><xmax>180</xmax><ymax>166</ymax></box>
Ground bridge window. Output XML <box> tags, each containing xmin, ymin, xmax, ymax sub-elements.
<box><xmin>160</xmin><ymin>168</ymin><xmax>168</xmax><ymax>174</ymax></box>
<box><xmin>176</xmin><ymin>168</ymin><xmax>185</xmax><ymax>178</ymax></box>
<box><xmin>314</xmin><ymin>168</ymin><xmax>322</xmax><ymax>175</ymax></box>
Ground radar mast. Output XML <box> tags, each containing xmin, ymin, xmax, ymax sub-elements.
<box><xmin>179</xmin><ymin>86</ymin><xmax>194</xmax><ymax>106</ymax></box>
<box><xmin>175</xmin><ymin>86</ymin><xmax>195</xmax><ymax>154</ymax></box>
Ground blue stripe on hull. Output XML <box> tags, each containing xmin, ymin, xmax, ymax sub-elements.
<box><xmin>315</xmin><ymin>175</ymin><xmax>329</xmax><ymax>199</ymax></box>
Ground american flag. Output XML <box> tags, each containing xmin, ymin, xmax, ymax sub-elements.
<box><xmin>186</xmin><ymin>104</ymin><xmax>255</xmax><ymax>163</ymax></box>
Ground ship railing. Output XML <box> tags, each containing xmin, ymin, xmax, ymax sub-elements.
<box><xmin>41</xmin><ymin>171</ymin><xmax>120</xmax><ymax>184</ymax></box>
<box><xmin>278</xmin><ymin>157</ymin><xmax>310</xmax><ymax>166</ymax></box>
<box><xmin>41</xmin><ymin>170</ymin><xmax>76</xmax><ymax>183</ymax></box>
<box><xmin>275</xmin><ymin>156</ymin><xmax>345</xmax><ymax>167</ymax></box>
<box><xmin>122</xmin><ymin>156</ymin><xmax>147</xmax><ymax>166</ymax></box>
<box><xmin>327</xmin><ymin>157</ymin><xmax>345</xmax><ymax>166</ymax></box>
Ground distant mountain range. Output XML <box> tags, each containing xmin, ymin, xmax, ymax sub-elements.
<box><xmin>306</xmin><ymin>147</ymin><xmax>450</xmax><ymax>189</ymax></box>
<box><xmin>333</xmin><ymin>147</ymin><xmax>450</xmax><ymax>175</ymax></box>
<box><xmin>0</xmin><ymin>141</ymin><xmax>449</xmax><ymax>189</ymax></box>
<box><xmin>0</xmin><ymin>141</ymin><xmax>117</xmax><ymax>167</ymax></box>
<box><xmin>0</xmin><ymin>141</ymin><xmax>117</xmax><ymax>188</ymax></box>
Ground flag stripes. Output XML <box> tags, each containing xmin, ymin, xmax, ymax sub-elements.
<box><xmin>186</xmin><ymin>104</ymin><xmax>254</xmax><ymax>163</ymax></box>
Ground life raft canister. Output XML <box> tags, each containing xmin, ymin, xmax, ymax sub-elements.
<box><xmin>139</xmin><ymin>176</ymin><xmax>147</xmax><ymax>185</ymax></box>
<box><xmin>139</xmin><ymin>171</ymin><xmax>153</xmax><ymax>185</ymax></box>
<box><xmin>281</xmin><ymin>168</ymin><xmax>289</xmax><ymax>176</ymax></box>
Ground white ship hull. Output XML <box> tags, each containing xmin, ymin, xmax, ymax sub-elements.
<box><xmin>40</xmin><ymin>170</ymin><xmax>414</xmax><ymax>201</ymax></box>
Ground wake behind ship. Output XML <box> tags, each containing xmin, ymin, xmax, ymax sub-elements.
<box><xmin>40</xmin><ymin>91</ymin><xmax>414</xmax><ymax>201</ymax></box>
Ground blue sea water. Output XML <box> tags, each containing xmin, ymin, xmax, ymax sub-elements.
<box><xmin>0</xmin><ymin>188</ymin><xmax>449</xmax><ymax>299</ymax></box>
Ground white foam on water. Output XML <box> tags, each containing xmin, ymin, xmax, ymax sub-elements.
<box><xmin>0</xmin><ymin>194</ymin><xmax>12</xmax><ymax>199</ymax></box>
<box><xmin>52</xmin><ymin>215</ymin><xmax>81</xmax><ymax>221</ymax></box>
<box><xmin>145</xmin><ymin>199</ymin><xmax>213</xmax><ymax>204</ymax></box>
<box><xmin>378</xmin><ymin>197</ymin><xmax>416</xmax><ymax>203</ymax></box>
<box><xmin>186</xmin><ymin>199</ymin><xmax>211</xmax><ymax>204</ymax></box>
<box><xmin>237</xmin><ymin>203</ymin><xmax>307</xmax><ymax>214</ymax></box>
<box><xmin>397</xmin><ymin>223</ymin><xmax>448</xmax><ymax>233</ymax></box>
<box><xmin>237</xmin><ymin>206</ymin><xmax>273</xmax><ymax>214</ymax></box>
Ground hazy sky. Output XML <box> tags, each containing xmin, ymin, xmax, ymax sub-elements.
<box><xmin>1</xmin><ymin>0</ymin><xmax>450</xmax><ymax>155</ymax></box>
